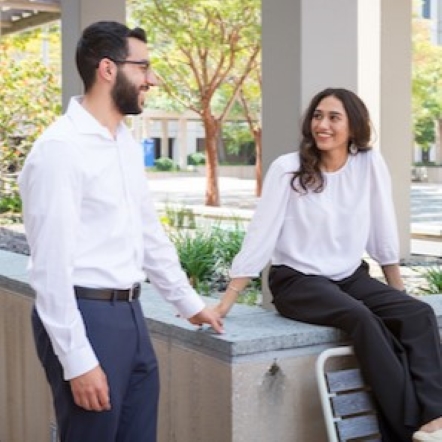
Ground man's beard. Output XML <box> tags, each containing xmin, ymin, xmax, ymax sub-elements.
<box><xmin>111</xmin><ymin>69</ymin><xmax>143</xmax><ymax>115</ymax></box>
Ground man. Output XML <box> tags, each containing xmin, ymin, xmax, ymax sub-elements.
<box><xmin>19</xmin><ymin>20</ymin><xmax>223</xmax><ymax>442</ymax></box>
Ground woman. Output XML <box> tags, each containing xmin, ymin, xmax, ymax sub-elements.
<box><xmin>214</xmin><ymin>88</ymin><xmax>442</xmax><ymax>442</ymax></box>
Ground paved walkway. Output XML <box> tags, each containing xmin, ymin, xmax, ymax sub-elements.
<box><xmin>410</xmin><ymin>184</ymin><xmax>442</xmax><ymax>257</ymax></box>
<box><xmin>147</xmin><ymin>175</ymin><xmax>259</xmax><ymax>211</ymax></box>
<box><xmin>411</xmin><ymin>183</ymin><xmax>442</xmax><ymax>228</ymax></box>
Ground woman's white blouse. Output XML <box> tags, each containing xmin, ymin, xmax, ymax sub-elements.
<box><xmin>230</xmin><ymin>150</ymin><xmax>399</xmax><ymax>281</ymax></box>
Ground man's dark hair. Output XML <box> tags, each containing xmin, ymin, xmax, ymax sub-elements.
<box><xmin>76</xmin><ymin>21</ymin><xmax>147</xmax><ymax>92</ymax></box>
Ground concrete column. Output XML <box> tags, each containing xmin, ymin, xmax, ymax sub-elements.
<box><xmin>61</xmin><ymin>0</ymin><xmax>126</xmax><ymax>110</ymax></box>
<box><xmin>161</xmin><ymin>120</ymin><xmax>169</xmax><ymax>158</ymax></box>
<box><xmin>261</xmin><ymin>0</ymin><xmax>301</xmax><ymax>171</ymax></box>
<box><xmin>262</xmin><ymin>0</ymin><xmax>381</xmax><ymax>170</ymax></box>
<box><xmin>261</xmin><ymin>0</ymin><xmax>412</xmax><ymax>307</ymax></box>
<box><xmin>178</xmin><ymin>118</ymin><xmax>188</xmax><ymax>169</ymax></box>
<box><xmin>380</xmin><ymin>0</ymin><xmax>413</xmax><ymax>258</ymax></box>
<box><xmin>143</xmin><ymin>116</ymin><xmax>152</xmax><ymax>140</ymax></box>
<box><xmin>131</xmin><ymin>115</ymin><xmax>142</xmax><ymax>142</ymax></box>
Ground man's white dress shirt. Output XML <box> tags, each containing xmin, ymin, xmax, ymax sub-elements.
<box><xmin>230</xmin><ymin>150</ymin><xmax>399</xmax><ymax>281</ymax></box>
<box><xmin>19</xmin><ymin>97</ymin><xmax>205</xmax><ymax>380</ymax></box>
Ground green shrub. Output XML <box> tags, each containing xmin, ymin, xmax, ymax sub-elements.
<box><xmin>419</xmin><ymin>266</ymin><xmax>442</xmax><ymax>294</ymax></box>
<box><xmin>164</xmin><ymin>212</ymin><xmax>261</xmax><ymax>302</ymax></box>
<box><xmin>0</xmin><ymin>193</ymin><xmax>22</xmax><ymax>213</ymax></box>
<box><xmin>163</xmin><ymin>205</ymin><xmax>196</xmax><ymax>229</ymax></box>
<box><xmin>154</xmin><ymin>157</ymin><xmax>176</xmax><ymax>171</ymax></box>
<box><xmin>0</xmin><ymin>190</ymin><xmax>22</xmax><ymax>224</ymax></box>
<box><xmin>238</xmin><ymin>286</ymin><xmax>261</xmax><ymax>306</ymax></box>
<box><xmin>187</xmin><ymin>152</ymin><xmax>206</xmax><ymax>166</ymax></box>
<box><xmin>170</xmin><ymin>228</ymin><xmax>221</xmax><ymax>290</ymax></box>
<box><xmin>214</xmin><ymin>223</ymin><xmax>245</xmax><ymax>267</ymax></box>
<box><xmin>0</xmin><ymin>49</ymin><xmax>61</xmax><ymax>222</ymax></box>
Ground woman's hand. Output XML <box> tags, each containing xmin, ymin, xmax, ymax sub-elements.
<box><xmin>381</xmin><ymin>263</ymin><xmax>405</xmax><ymax>291</ymax></box>
<box><xmin>211</xmin><ymin>302</ymin><xmax>230</xmax><ymax>318</ymax></box>
<box><xmin>188</xmin><ymin>307</ymin><xmax>224</xmax><ymax>333</ymax></box>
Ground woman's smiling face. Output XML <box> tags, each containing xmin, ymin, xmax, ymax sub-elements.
<box><xmin>311</xmin><ymin>95</ymin><xmax>350</xmax><ymax>155</ymax></box>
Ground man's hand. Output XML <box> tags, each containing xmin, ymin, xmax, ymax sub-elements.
<box><xmin>188</xmin><ymin>307</ymin><xmax>224</xmax><ymax>334</ymax></box>
<box><xmin>70</xmin><ymin>365</ymin><xmax>111</xmax><ymax>411</ymax></box>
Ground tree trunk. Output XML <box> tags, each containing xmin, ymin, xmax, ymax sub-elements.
<box><xmin>203</xmin><ymin>115</ymin><xmax>220</xmax><ymax>206</ymax></box>
<box><xmin>254</xmin><ymin>127</ymin><xmax>262</xmax><ymax>196</ymax></box>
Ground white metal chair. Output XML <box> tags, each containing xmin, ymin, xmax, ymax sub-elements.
<box><xmin>316</xmin><ymin>346</ymin><xmax>381</xmax><ymax>442</ymax></box>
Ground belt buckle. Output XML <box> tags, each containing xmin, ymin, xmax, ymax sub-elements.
<box><xmin>128</xmin><ymin>283</ymin><xmax>140</xmax><ymax>302</ymax></box>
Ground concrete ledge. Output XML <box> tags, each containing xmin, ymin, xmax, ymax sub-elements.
<box><xmin>141</xmin><ymin>286</ymin><xmax>345</xmax><ymax>360</ymax></box>
<box><xmin>153</xmin><ymin>201</ymin><xmax>253</xmax><ymax>223</ymax></box>
<box><xmin>411</xmin><ymin>223</ymin><xmax>442</xmax><ymax>241</ymax></box>
<box><xmin>1</xmin><ymin>248</ymin><xmax>442</xmax><ymax>442</ymax></box>
<box><xmin>0</xmin><ymin>249</ymin><xmax>347</xmax><ymax>359</ymax></box>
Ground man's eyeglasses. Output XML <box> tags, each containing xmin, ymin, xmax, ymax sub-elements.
<box><xmin>105</xmin><ymin>57</ymin><xmax>151</xmax><ymax>73</ymax></box>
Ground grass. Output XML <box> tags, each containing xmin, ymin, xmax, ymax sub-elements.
<box><xmin>419</xmin><ymin>266</ymin><xmax>442</xmax><ymax>294</ymax></box>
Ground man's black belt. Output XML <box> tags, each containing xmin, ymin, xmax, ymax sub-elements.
<box><xmin>74</xmin><ymin>283</ymin><xmax>141</xmax><ymax>302</ymax></box>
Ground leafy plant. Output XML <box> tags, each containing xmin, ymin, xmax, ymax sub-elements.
<box><xmin>212</xmin><ymin>222</ymin><xmax>245</xmax><ymax>269</ymax></box>
<box><xmin>187</xmin><ymin>152</ymin><xmax>206</xmax><ymax>166</ymax></box>
<box><xmin>164</xmin><ymin>213</ymin><xmax>262</xmax><ymax>304</ymax></box>
<box><xmin>0</xmin><ymin>43</ymin><xmax>61</xmax><ymax>222</ymax></box>
<box><xmin>411</xmin><ymin>15</ymin><xmax>442</xmax><ymax>150</ymax></box>
<box><xmin>238</xmin><ymin>285</ymin><xmax>261</xmax><ymax>306</ymax></box>
<box><xmin>0</xmin><ymin>193</ymin><xmax>22</xmax><ymax>213</ymax></box>
<box><xmin>170</xmin><ymin>228</ymin><xmax>221</xmax><ymax>290</ymax></box>
<box><xmin>154</xmin><ymin>157</ymin><xmax>177</xmax><ymax>171</ymax></box>
<box><xmin>162</xmin><ymin>205</ymin><xmax>196</xmax><ymax>229</ymax></box>
<box><xmin>128</xmin><ymin>0</ymin><xmax>261</xmax><ymax>206</ymax></box>
<box><xmin>222</xmin><ymin>122</ymin><xmax>255</xmax><ymax>156</ymax></box>
<box><xmin>419</xmin><ymin>266</ymin><xmax>442</xmax><ymax>294</ymax></box>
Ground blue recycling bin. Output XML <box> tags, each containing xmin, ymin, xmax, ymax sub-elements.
<box><xmin>142</xmin><ymin>138</ymin><xmax>155</xmax><ymax>167</ymax></box>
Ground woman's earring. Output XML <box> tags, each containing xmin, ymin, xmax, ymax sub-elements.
<box><xmin>349</xmin><ymin>143</ymin><xmax>358</xmax><ymax>155</ymax></box>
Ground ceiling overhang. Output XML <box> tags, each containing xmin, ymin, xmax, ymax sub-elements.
<box><xmin>0</xmin><ymin>0</ymin><xmax>60</xmax><ymax>37</ymax></box>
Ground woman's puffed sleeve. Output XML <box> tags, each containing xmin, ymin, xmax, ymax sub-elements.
<box><xmin>366</xmin><ymin>150</ymin><xmax>400</xmax><ymax>265</ymax></box>
<box><xmin>230</xmin><ymin>155</ymin><xmax>293</xmax><ymax>278</ymax></box>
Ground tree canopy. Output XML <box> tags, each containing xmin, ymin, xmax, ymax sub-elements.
<box><xmin>412</xmin><ymin>15</ymin><xmax>442</xmax><ymax>150</ymax></box>
<box><xmin>0</xmin><ymin>32</ymin><xmax>61</xmax><ymax>219</ymax></box>
<box><xmin>128</xmin><ymin>0</ymin><xmax>261</xmax><ymax>205</ymax></box>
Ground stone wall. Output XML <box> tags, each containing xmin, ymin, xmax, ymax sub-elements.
<box><xmin>1</xmin><ymin>249</ymin><xmax>442</xmax><ymax>442</ymax></box>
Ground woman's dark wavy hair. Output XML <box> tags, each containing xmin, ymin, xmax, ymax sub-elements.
<box><xmin>291</xmin><ymin>88</ymin><xmax>373</xmax><ymax>194</ymax></box>
<box><xmin>76</xmin><ymin>21</ymin><xmax>147</xmax><ymax>93</ymax></box>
